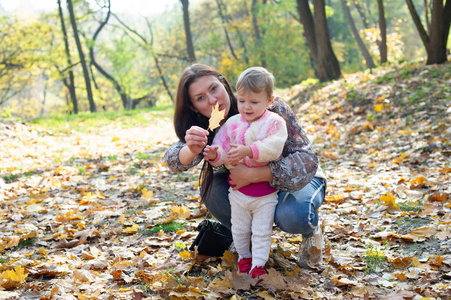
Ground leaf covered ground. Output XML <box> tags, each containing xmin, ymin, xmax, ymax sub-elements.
<box><xmin>0</xmin><ymin>61</ymin><xmax>450</xmax><ymax>299</ymax></box>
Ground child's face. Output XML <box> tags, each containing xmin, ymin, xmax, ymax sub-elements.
<box><xmin>236</xmin><ymin>90</ymin><xmax>273</xmax><ymax>123</ymax></box>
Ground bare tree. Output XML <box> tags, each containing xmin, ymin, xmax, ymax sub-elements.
<box><xmin>296</xmin><ymin>0</ymin><xmax>341</xmax><ymax>82</ymax></box>
<box><xmin>180</xmin><ymin>0</ymin><xmax>196</xmax><ymax>63</ymax></box>
<box><xmin>67</xmin><ymin>0</ymin><xmax>96</xmax><ymax>112</ymax></box>
<box><xmin>216</xmin><ymin>0</ymin><xmax>249</xmax><ymax>64</ymax></box>
<box><xmin>215</xmin><ymin>0</ymin><xmax>239</xmax><ymax>61</ymax></box>
<box><xmin>57</xmin><ymin>0</ymin><xmax>78</xmax><ymax>114</ymax></box>
<box><xmin>340</xmin><ymin>0</ymin><xmax>376</xmax><ymax>69</ymax></box>
<box><xmin>405</xmin><ymin>0</ymin><xmax>451</xmax><ymax>64</ymax></box>
<box><xmin>112</xmin><ymin>14</ymin><xmax>174</xmax><ymax>104</ymax></box>
<box><xmin>88</xmin><ymin>0</ymin><xmax>130</xmax><ymax>109</ymax></box>
<box><xmin>377</xmin><ymin>0</ymin><xmax>387</xmax><ymax>64</ymax></box>
<box><xmin>252</xmin><ymin>0</ymin><xmax>266</xmax><ymax>67</ymax></box>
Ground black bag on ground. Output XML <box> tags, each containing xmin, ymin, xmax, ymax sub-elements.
<box><xmin>189</xmin><ymin>219</ymin><xmax>233</xmax><ymax>257</ymax></box>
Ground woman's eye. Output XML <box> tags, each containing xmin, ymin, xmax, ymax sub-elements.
<box><xmin>197</xmin><ymin>96</ymin><xmax>205</xmax><ymax>101</ymax></box>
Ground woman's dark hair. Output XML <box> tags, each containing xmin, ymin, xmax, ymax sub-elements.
<box><xmin>173</xmin><ymin>63</ymin><xmax>238</xmax><ymax>204</ymax></box>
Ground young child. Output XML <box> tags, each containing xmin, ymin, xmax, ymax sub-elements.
<box><xmin>203</xmin><ymin>67</ymin><xmax>287</xmax><ymax>278</ymax></box>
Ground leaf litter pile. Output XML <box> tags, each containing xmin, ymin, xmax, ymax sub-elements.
<box><xmin>0</xmin><ymin>62</ymin><xmax>450</xmax><ymax>299</ymax></box>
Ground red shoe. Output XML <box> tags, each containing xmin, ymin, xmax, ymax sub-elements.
<box><xmin>237</xmin><ymin>257</ymin><xmax>252</xmax><ymax>274</ymax></box>
<box><xmin>250</xmin><ymin>266</ymin><xmax>266</xmax><ymax>279</ymax></box>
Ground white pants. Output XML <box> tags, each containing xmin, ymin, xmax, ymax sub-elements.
<box><xmin>229</xmin><ymin>188</ymin><xmax>278</xmax><ymax>269</ymax></box>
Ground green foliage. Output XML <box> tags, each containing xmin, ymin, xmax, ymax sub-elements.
<box><xmin>364</xmin><ymin>243</ymin><xmax>387</xmax><ymax>274</ymax></box>
<box><xmin>149</xmin><ymin>222</ymin><xmax>187</xmax><ymax>234</ymax></box>
<box><xmin>17</xmin><ymin>238</ymin><xmax>36</xmax><ymax>250</ymax></box>
<box><xmin>0</xmin><ymin>0</ymin><xmax>436</xmax><ymax>119</ymax></box>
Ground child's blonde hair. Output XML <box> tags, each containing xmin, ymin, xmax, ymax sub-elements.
<box><xmin>236</xmin><ymin>67</ymin><xmax>275</xmax><ymax>97</ymax></box>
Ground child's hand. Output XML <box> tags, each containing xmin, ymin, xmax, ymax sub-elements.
<box><xmin>227</xmin><ymin>144</ymin><xmax>252</xmax><ymax>165</ymax></box>
<box><xmin>203</xmin><ymin>145</ymin><xmax>218</xmax><ymax>161</ymax></box>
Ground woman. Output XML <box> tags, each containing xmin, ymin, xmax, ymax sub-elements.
<box><xmin>164</xmin><ymin>63</ymin><xmax>327</xmax><ymax>269</ymax></box>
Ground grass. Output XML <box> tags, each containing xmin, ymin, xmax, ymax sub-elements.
<box><xmin>399</xmin><ymin>199</ymin><xmax>423</xmax><ymax>212</ymax></box>
<box><xmin>27</xmin><ymin>105</ymin><xmax>174</xmax><ymax>135</ymax></box>
<box><xmin>146</xmin><ymin>221</ymin><xmax>187</xmax><ymax>234</ymax></box>
<box><xmin>17</xmin><ymin>238</ymin><xmax>36</xmax><ymax>250</ymax></box>
<box><xmin>364</xmin><ymin>244</ymin><xmax>387</xmax><ymax>274</ymax></box>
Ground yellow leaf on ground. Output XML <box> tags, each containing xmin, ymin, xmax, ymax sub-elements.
<box><xmin>380</xmin><ymin>193</ymin><xmax>398</xmax><ymax>208</ymax></box>
<box><xmin>409</xmin><ymin>176</ymin><xmax>428</xmax><ymax>188</ymax></box>
<box><xmin>141</xmin><ymin>188</ymin><xmax>154</xmax><ymax>199</ymax></box>
<box><xmin>374</xmin><ymin>103</ymin><xmax>384</xmax><ymax>112</ymax></box>
<box><xmin>0</xmin><ymin>266</ymin><xmax>28</xmax><ymax>289</ymax></box>
<box><xmin>124</xmin><ymin>224</ymin><xmax>139</xmax><ymax>234</ymax></box>
<box><xmin>208</xmin><ymin>103</ymin><xmax>225</xmax><ymax>131</ymax></box>
<box><xmin>178</xmin><ymin>250</ymin><xmax>191</xmax><ymax>260</ymax></box>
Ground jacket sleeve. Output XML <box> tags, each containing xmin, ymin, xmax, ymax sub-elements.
<box><xmin>163</xmin><ymin>140</ymin><xmax>203</xmax><ymax>172</ymax></box>
<box><xmin>267</xmin><ymin>97</ymin><xmax>318</xmax><ymax>192</ymax></box>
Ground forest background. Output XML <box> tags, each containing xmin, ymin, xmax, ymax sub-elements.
<box><xmin>0</xmin><ymin>0</ymin><xmax>450</xmax><ymax>120</ymax></box>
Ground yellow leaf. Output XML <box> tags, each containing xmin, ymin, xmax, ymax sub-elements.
<box><xmin>39</xmin><ymin>247</ymin><xmax>48</xmax><ymax>256</ymax></box>
<box><xmin>409</xmin><ymin>176</ymin><xmax>428</xmax><ymax>188</ymax></box>
<box><xmin>326</xmin><ymin>193</ymin><xmax>345</xmax><ymax>203</ymax></box>
<box><xmin>124</xmin><ymin>224</ymin><xmax>139</xmax><ymax>234</ymax></box>
<box><xmin>380</xmin><ymin>193</ymin><xmax>398</xmax><ymax>208</ymax></box>
<box><xmin>208</xmin><ymin>103</ymin><xmax>225</xmax><ymax>131</ymax></box>
<box><xmin>178</xmin><ymin>250</ymin><xmax>192</xmax><ymax>260</ymax></box>
<box><xmin>0</xmin><ymin>266</ymin><xmax>28</xmax><ymax>289</ymax></box>
<box><xmin>374</xmin><ymin>103</ymin><xmax>384</xmax><ymax>112</ymax></box>
<box><xmin>141</xmin><ymin>188</ymin><xmax>154</xmax><ymax>199</ymax></box>
<box><xmin>439</xmin><ymin>166</ymin><xmax>451</xmax><ymax>173</ymax></box>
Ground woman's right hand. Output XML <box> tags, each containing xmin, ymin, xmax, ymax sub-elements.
<box><xmin>185</xmin><ymin>126</ymin><xmax>209</xmax><ymax>156</ymax></box>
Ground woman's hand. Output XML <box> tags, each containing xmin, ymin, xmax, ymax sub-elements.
<box><xmin>229</xmin><ymin>164</ymin><xmax>273</xmax><ymax>190</ymax></box>
<box><xmin>179</xmin><ymin>126</ymin><xmax>209</xmax><ymax>165</ymax></box>
<box><xmin>185</xmin><ymin>126</ymin><xmax>209</xmax><ymax>155</ymax></box>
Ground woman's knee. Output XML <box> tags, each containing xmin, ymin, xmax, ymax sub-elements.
<box><xmin>274</xmin><ymin>194</ymin><xmax>316</xmax><ymax>235</ymax></box>
<box><xmin>274</xmin><ymin>178</ymin><xmax>325</xmax><ymax>235</ymax></box>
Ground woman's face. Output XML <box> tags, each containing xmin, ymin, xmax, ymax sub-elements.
<box><xmin>188</xmin><ymin>75</ymin><xmax>230</xmax><ymax>118</ymax></box>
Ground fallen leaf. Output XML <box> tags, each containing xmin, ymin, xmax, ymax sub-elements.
<box><xmin>0</xmin><ymin>266</ymin><xmax>28</xmax><ymax>290</ymax></box>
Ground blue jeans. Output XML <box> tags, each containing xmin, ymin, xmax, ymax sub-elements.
<box><xmin>204</xmin><ymin>171</ymin><xmax>326</xmax><ymax>238</ymax></box>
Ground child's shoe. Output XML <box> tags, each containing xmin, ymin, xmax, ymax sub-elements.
<box><xmin>237</xmin><ymin>257</ymin><xmax>252</xmax><ymax>274</ymax></box>
<box><xmin>250</xmin><ymin>266</ymin><xmax>266</xmax><ymax>279</ymax></box>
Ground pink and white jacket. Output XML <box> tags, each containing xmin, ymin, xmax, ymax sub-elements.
<box><xmin>208</xmin><ymin>110</ymin><xmax>288</xmax><ymax>197</ymax></box>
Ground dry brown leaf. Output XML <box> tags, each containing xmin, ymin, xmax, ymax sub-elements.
<box><xmin>260</xmin><ymin>268</ymin><xmax>288</xmax><ymax>291</ymax></box>
<box><xmin>73</xmin><ymin>269</ymin><xmax>98</xmax><ymax>283</ymax></box>
<box><xmin>390</xmin><ymin>257</ymin><xmax>412</xmax><ymax>269</ymax></box>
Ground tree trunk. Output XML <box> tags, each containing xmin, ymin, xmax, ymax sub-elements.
<box><xmin>215</xmin><ymin>0</ymin><xmax>239</xmax><ymax>61</ymax></box>
<box><xmin>353</xmin><ymin>1</ymin><xmax>370</xmax><ymax>29</ymax></box>
<box><xmin>341</xmin><ymin>0</ymin><xmax>376</xmax><ymax>69</ymax></box>
<box><xmin>180</xmin><ymin>0</ymin><xmax>196</xmax><ymax>63</ymax></box>
<box><xmin>89</xmin><ymin>0</ymin><xmax>129</xmax><ymax>109</ymax></box>
<box><xmin>377</xmin><ymin>0</ymin><xmax>387</xmax><ymax>64</ymax></box>
<box><xmin>252</xmin><ymin>0</ymin><xmax>266</xmax><ymax>67</ymax></box>
<box><xmin>296</xmin><ymin>0</ymin><xmax>318</xmax><ymax>71</ymax></box>
<box><xmin>405</xmin><ymin>0</ymin><xmax>450</xmax><ymax>64</ymax></box>
<box><xmin>67</xmin><ymin>0</ymin><xmax>96</xmax><ymax>112</ymax></box>
<box><xmin>57</xmin><ymin>0</ymin><xmax>78</xmax><ymax>114</ymax></box>
<box><xmin>428</xmin><ymin>0</ymin><xmax>447</xmax><ymax>64</ymax></box>
<box><xmin>314</xmin><ymin>0</ymin><xmax>342</xmax><ymax>81</ymax></box>
<box><xmin>112</xmin><ymin>13</ymin><xmax>174</xmax><ymax>103</ymax></box>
